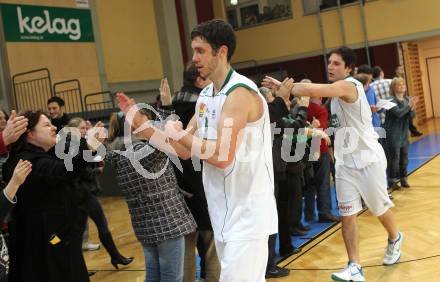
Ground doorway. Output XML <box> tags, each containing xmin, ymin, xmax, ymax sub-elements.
<box><xmin>426</xmin><ymin>56</ymin><xmax>440</xmax><ymax>118</ymax></box>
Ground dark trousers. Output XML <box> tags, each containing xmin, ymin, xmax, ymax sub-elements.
<box><xmin>409</xmin><ymin>116</ymin><xmax>419</xmax><ymax>134</ymax></box>
<box><xmin>387</xmin><ymin>145</ymin><xmax>409</xmax><ymax>182</ymax></box>
<box><xmin>267</xmin><ymin>234</ymin><xmax>277</xmax><ymax>267</ymax></box>
<box><xmin>287</xmin><ymin>171</ymin><xmax>304</xmax><ymax>230</ymax></box>
<box><xmin>278</xmin><ymin>177</ymin><xmax>296</xmax><ymax>254</ymax></box>
<box><xmin>304</xmin><ymin>152</ymin><xmax>332</xmax><ymax>219</ymax></box>
<box><xmin>267</xmin><ymin>169</ymin><xmax>304</xmax><ymax>267</ymax></box>
<box><xmin>267</xmin><ymin>178</ymin><xmax>281</xmax><ymax>267</ymax></box>
<box><xmin>85</xmin><ymin>194</ymin><xmax>110</xmax><ymax>235</ymax></box>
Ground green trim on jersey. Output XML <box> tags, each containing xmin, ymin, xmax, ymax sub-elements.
<box><xmin>200</xmin><ymin>85</ymin><xmax>212</xmax><ymax>97</ymax></box>
<box><xmin>224</xmin><ymin>83</ymin><xmax>255</xmax><ymax>96</ymax></box>
<box><xmin>221</xmin><ymin>68</ymin><xmax>235</xmax><ymax>90</ymax></box>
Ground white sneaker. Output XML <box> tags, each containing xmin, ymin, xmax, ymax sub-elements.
<box><xmin>82</xmin><ymin>242</ymin><xmax>100</xmax><ymax>251</ymax></box>
<box><xmin>383</xmin><ymin>231</ymin><xmax>403</xmax><ymax>265</ymax></box>
<box><xmin>331</xmin><ymin>262</ymin><xmax>365</xmax><ymax>282</ymax></box>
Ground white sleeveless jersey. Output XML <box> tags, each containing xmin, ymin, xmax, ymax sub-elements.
<box><xmin>195</xmin><ymin>69</ymin><xmax>278</xmax><ymax>242</ymax></box>
<box><xmin>330</xmin><ymin>76</ymin><xmax>385</xmax><ymax>169</ymax></box>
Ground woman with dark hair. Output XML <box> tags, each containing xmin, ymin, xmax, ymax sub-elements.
<box><xmin>2</xmin><ymin>111</ymin><xmax>91</xmax><ymax>282</ymax></box>
<box><xmin>67</xmin><ymin>117</ymin><xmax>133</xmax><ymax>269</ymax></box>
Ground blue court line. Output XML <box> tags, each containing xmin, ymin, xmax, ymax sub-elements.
<box><xmin>274</xmin><ymin>133</ymin><xmax>440</xmax><ymax>263</ymax></box>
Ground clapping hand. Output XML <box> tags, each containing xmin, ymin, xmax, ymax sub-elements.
<box><xmin>276</xmin><ymin>78</ymin><xmax>294</xmax><ymax>102</ymax></box>
<box><xmin>164</xmin><ymin>120</ymin><xmax>186</xmax><ymax>140</ymax></box>
<box><xmin>11</xmin><ymin>159</ymin><xmax>32</xmax><ymax>187</ymax></box>
<box><xmin>3</xmin><ymin>110</ymin><xmax>28</xmax><ymax>146</ymax></box>
<box><xmin>160</xmin><ymin>78</ymin><xmax>172</xmax><ymax>106</ymax></box>
<box><xmin>409</xmin><ymin>96</ymin><xmax>418</xmax><ymax>111</ymax></box>
<box><xmin>116</xmin><ymin>92</ymin><xmax>149</xmax><ymax>131</ymax></box>
<box><xmin>261</xmin><ymin>76</ymin><xmax>282</xmax><ymax>92</ymax></box>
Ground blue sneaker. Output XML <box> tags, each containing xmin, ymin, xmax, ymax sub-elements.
<box><xmin>331</xmin><ymin>261</ymin><xmax>365</xmax><ymax>282</ymax></box>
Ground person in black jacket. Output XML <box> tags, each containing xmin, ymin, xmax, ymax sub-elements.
<box><xmin>263</xmin><ymin>78</ymin><xmax>331</xmax><ymax>279</ymax></box>
<box><xmin>3</xmin><ymin>111</ymin><xmax>90</xmax><ymax>282</ymax></box>
<box><xmin>263</xmin><ymin>79</ymin><xmax>309</xmax><ymax>279</ymax></box>
<box><xmin>66</xmin><ymin>117</ymin><xmax>133</xmax><ymax>269</ymax></box>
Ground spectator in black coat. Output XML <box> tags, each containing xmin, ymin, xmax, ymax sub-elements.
<box><xmin>67</xmin><ymin>117</ymin><xmax>133</xmax><ymax>269</ymax></box>
<box><xmin>3</xmin><ymin>111</ymin><xmax>90</xmax><ymax>282</ymax></box>
<box><xmin>263</xmin><ymin>79</ymin><xmax>308</xmax><ymax>279</ymax></box>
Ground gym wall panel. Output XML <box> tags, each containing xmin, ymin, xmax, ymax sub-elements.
<box><xmin>6</xmin><ymin>43</ymin><xmax>101</xmax><ymax>95</ymax></box>
<box><xmin>337</xmin><ymin>4</ymin><xmax>364</xmax><ymax>45</ymax></box>
<box><xmin>212</xmin><ymin>0</ymin><xmax>440</xmax><ymax>65</ymax></box>
<box><xmin>229</xmin><ymin>0</ymin><xmax>323</xmax><ymax>64</ymax></box>
<box><xmin>96</xmin><ymin>0</ymin><xmax>163</xmax><ymax>83</ymax></box>
<box><xmin>418</xmin><ymin>37</ymin><xmax>440</xmax><ymax>119</ymax></box>
<box><xmin>365</xmin><ymin>0</ymin><xmax>440</xmax><ymax>42</ymax></box>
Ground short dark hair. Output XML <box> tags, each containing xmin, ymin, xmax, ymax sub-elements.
<box><xmin>183</xmin><ymin>62</ymin><xmax>199</xmax><ymax>87</ymax></box>
<box><xmin>372</xmin><ymin>66</ymin><xmax>383</xmax><ymax>79</ymax></box>
<box><xmin>354</xmin><ymin>73</ymin><xmax>370</xmax><ymax>86</ymax></box>
<box><xmin>190</xmin><ymin>19</ymin><xmax>236</xmax><ymax>62</ymax></box>
<box><xmin>47</xmin><ymin>96</ymin><xmax>65</xmax><ymax>107</ymax></box>
<box><xmin>329</xmin><ymin>46</ymin><xmax>357</xmax><ymax>70</ymax></box>
<box><xmin>357</xmin><ymin>64</ymin><xmax>373</xmax><ymax>75</ymax></box>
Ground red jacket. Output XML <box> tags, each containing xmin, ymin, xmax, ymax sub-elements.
<box><xmin>307</xmin><ymin>102</ymin><xmax>329</xmax><ymax>154</ymax></box>
<box><xmin>0</xmin><ymin>133</ymin><xmax>8</xmax><ymax>155</ymax></box>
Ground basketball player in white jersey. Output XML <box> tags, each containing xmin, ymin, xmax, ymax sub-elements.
<box><xmin>157</xmin><ymin>19</ymin><xmax>278</xmax><ymax>282</ymax></box>
<box><xmin>114</xmin><ymin>19</ymin><xmax>278</xmax><ymax>282</ymax></box>
<box><xmin>263</xmin><ymin>47</ymin><xmax>402</xmax><ymax>282</ymax></box>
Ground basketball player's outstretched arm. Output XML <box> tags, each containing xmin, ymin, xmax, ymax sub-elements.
<box><xmin>262</xmin><ymin>75</ymin><xmax>358</xmax><ymax>103</ymax></box>
<box><xmin>164</xmin><ymin>87</ymin><xmax>254</xmax><ymax>169</ymax></box>
<box><xmin>115</xmin><ymin>93</ymin><xmax>191</xmax><ymax>159</ymax></box>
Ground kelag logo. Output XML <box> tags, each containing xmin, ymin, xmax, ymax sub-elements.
<box><xmin>17</xmin><ymin>6</ymin><xmax>81</xmax><ymax>40</ymax></box>
<box><xmin>0</xmin><ymin>3</ymin><xmax>94</xmax><ymax>42</ymax></box>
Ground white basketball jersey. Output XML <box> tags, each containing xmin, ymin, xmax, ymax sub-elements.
<box><xmin>330</xmin><ymin>76</ymin><xmax>385</xmax><ymax>169</ymax></box>
<box><xmin>195</xmin><ymin>69</ymin><xmax>278</xmax><ymax>242</ymax></box>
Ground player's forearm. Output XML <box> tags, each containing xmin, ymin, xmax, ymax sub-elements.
<box><xmin>178</xmin><ymin>133</ymin><xmax>232</xmax><ymax>169</ymax></box>
<box><xmin>138</xmin><ymin>126</ymin><xmax>191</xmax><ymax>160</ymax></box>
<box><xmin>292</xmin><ymin>83</ymin><xmax>341</xmax><ymax>98</ymax></box>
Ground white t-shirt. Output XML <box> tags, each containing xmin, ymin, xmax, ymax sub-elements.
<box><xmin>330</xmin><ymin>76</ymin><xmax>385</xmax><ymax>169</ymax></box>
